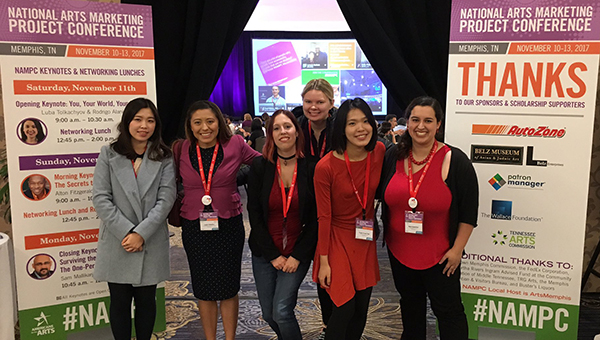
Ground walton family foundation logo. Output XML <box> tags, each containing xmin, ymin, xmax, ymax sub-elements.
<box><xmin>491</xmin><ymin>229</ymin><xmax>536</xmax><ymax>249</ymax></box>
<box><xmin>488</xmin><ymin>173</ymin><xmax>546</xmax><ymax>191</ymax></box>
<box><xmin>31</xmin><ymin>311</ymin><xmax>55</xmax><ymax>335</ymax></box>
<box><xmin>472</xmin><ymin>124</ymin><xmax>566</xmax><ymax>138</ymax></box>
<box><xmin>481</xmin><ymin>200</ymin><xmax>543</xmax><ymax>222</ymax></box>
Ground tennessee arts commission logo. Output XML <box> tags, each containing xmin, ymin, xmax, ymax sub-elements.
<box><xmin>31</xmin><ymin>311</ymin><xmax>55</xmax><ymax>336</ymax></box>
<box><xmin>482</xmin><ymin>200</ymin><xmax>543</xmax><ymax>222</ymax></box>
<box><xmin>472</xmin><ymin>124</ymin><xmax>566</xmax><ymax>138</ymax></box>
<box><xmin>491</xmin><ymin>229</ymin><xmax>536</xmax><ymax>249</ymax></box>
<box><xmin>488</xmin><ymin>173</ymin><xmax>546</xmax><ymax>191</ymax></box>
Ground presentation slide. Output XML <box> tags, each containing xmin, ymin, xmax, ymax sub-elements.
<box><xmin>252</xmin><ymin>39</ymin><xmax>387</xmax><ymax>115</ymax></box>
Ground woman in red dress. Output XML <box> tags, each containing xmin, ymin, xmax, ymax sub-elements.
<box><xmin>380</xmin><ymin>96</ymin><xmax>478</xmax><ymax>340</ymax></box>
<box><xmin>312</xmin><ymin>97</ymin><xmax>385</xmax><ymax>340</ymax></box>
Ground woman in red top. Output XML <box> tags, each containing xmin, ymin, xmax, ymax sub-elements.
<box><xmin>313</xmin><ymin>98</ymin><xmax>385</xmax><ymax>340</ymax></box>
<box><xmin>380</xmin><ymin>96</ymin><xmax>478</xmax><ymax>340</ymax></box>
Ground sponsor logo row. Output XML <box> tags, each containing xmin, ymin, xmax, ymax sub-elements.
<box><xmin>471</xmin><ymin>145</ymin><xmax>562</xmax><ymax>167</ymax></box>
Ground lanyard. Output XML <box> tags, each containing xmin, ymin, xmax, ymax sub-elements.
<box><xmin>407</xmin><ymin>141</ymin><xmax>437</xmax><ymax>205</ymax></box>
<box><xmin>344</xmin><ymin>151</ymin><xmax>371</xmax><ymax>220</ymax></box>
<box><xmin>308</xmin><ymin>121</ymin><xmax>327</xmax><ymax>158</ymax></box>
<box><xmin>276</xmin><ymin>159</ymin><xmax>298</xmax><ymax>221</ymax></box>
<box><xmin>196</xmin><ymin>142</ymin><xmax>219</xmax><ymax>197</ymax></box>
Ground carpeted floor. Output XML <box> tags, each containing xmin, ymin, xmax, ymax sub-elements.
<box><xmin>155</xmin><ymin>222</ymin><xmax>427</xmax><ymax>340</ymax></box>
<box><xmin>151</xmin><ymin>190</ymin><xmax>600</xmax><ymax>340</ymax></box>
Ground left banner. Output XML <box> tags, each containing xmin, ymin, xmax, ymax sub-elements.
<box><xmin>0</xmin><ymin>1</ymin><xmax>163</xmax><ymax>338</ymax></box>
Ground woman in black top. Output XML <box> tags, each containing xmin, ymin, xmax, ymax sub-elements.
<box><xmin>248</xmin><ymin>110</ymin><xmax>317</xmax><ymax>340</ymax></box>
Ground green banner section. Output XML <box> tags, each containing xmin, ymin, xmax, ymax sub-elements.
<box><xmin>20</xmin><ymin>287</ymin><xmax>165</xmax><ymax>339</ymax></box>
<box><xmin>462</xmin><ymin>293</ymin><xmax>579</xmax><ymax>339</ymax></box>
<box><xmin>301</xmin><ymin>70</ymin><xmax>340</xmax><ymax>85</ymax></box>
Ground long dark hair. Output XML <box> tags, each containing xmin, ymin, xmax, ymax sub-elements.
<box><xmin>331</xmin><ymin>98</ymin><xmax>378</xmax><ymax>154</ymax></box>
<box><xmin>397</xmin><ymin>96</ymin><xmax>443</xmax><ymax>160</ymax></box>
<box><xmin>184</xmin><ymin>100</ymin><xmax>233</xmax><ymax>145</ymax></box>
<box><xmin>20</xmin><ymin>118</ymin><xmax>46</xmax><ymax>143</ymax></box>
<box><xmin>263</xmin><ymin>110</ymin><xmax>304</xmax><ymax>163</ymax></box>
<box><xmin>111</xmin><ymin>98</ymin><xmax>171</xmax><ymax>161</ymax></box>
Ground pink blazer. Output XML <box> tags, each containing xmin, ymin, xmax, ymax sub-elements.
<box><xmin>179</xmin><ymin>135</ymin><xmax>260</xmax><ymax>220</ymax></box>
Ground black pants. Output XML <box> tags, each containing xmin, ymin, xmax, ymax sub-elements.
<box><xmin>317</xmin><ymin>285</ymin><xmax>333</xmax><ymax>326</ymax></box>
<box><xmin>388</xmin><ymin>250</ymin><xmax>468</xmax><ymax>340</ymax></box>
<box><xmin>107</xmin><ymin>282</ymin><xmax>157</xmax><ymax>340</ymax></box>
<box><xmin>325</xmin><ymin>287</ymin><xmax>372</xmax><ymax>340</ymax></box>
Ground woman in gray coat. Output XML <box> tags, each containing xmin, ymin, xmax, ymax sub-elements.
<box><xmin>92</xmin><ymin>98</ymin><xmax>176</xmax><ymax>340</ymax></box>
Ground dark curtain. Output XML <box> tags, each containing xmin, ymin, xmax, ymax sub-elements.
<box><xmin>123</xmin><ymin>0</ymin><xmax>259</xmax><ymax>143</ymax></box>
<box><xmin>209</xmin><ymin>34</ymin><xmax>252</xmax><ymax>120</ymax></box>
<box><xmin>336</xmin><ymin>0</ymin><xmax>451</xmax><ymax>111</ymax></box>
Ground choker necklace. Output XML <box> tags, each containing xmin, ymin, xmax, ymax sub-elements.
<box><xmin>278</xmin><ymin>153</ymin><xmax>296</xmax><ymax>166</ymax></box>
<box><xmin>409</xmin><ymin>140</ymin><xmax>438</xmax><ymax>165</ymax></box>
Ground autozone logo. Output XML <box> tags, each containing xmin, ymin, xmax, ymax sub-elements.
<box><xmin>472</xmin><ymin>125</ymin><xmax>566</xmax><ymax>138</ymax></box>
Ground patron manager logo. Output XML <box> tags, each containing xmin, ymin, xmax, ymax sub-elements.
<box><xmin>471</xmin><ymin>145</ymin><xmax>523</xmax><ymax>165</ymax></box>
<box><xmin>488</xmin><ymin>173</ymin><xmax>546</xmax><ymax>191</ymax></box>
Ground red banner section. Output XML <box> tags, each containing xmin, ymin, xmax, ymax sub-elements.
<box><xmin>25</xmin><ymin>229</ymin><xmax>99</xmax><ymax>250</ymax></box>
<box><xmin>67</xmin><ymin>45</ymin><xmax>154</xmax><ymax>59</ymax></box>
<box><xmin>509</xmin><ymin>42</ymin><xmax>600</xmax><ymax>55</ymax></box>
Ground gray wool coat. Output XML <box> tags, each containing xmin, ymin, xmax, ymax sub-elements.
<box><xmin>92</xmin><ymin>144</ymin><xmax>176</xmax><ymax>286</ymax></box>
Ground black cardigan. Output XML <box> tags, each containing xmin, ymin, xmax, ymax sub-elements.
<box><xmin>378</xmin><ymin>144</ymin><xmax>479</xmax><ymax>248</ymax></box>
<box><xmin>247</xmin><ymin>156</ymin><xmax>318</xmax><ymax>262</ymax></box>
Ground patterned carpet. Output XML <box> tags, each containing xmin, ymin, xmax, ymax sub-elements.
<box><xmin>153</xmin><ymin>222</ymin><xmax>423</xmax><ymax>340</ymax></box>
<box><xmin>148</xmin><ymin>190</ymin><xmax>600</xmax><ymax>340</ymax></box>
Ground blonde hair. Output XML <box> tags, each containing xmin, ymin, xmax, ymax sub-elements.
<box><xmin>301</xmin><ymin>79</ymin><xmax>334</xmax><ymax>103</ymax></box>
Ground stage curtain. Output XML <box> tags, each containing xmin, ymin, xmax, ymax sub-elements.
<box><xmin>336</xmin><ymin>0</ymin><xmax>451</xmax><ymax>111</ymax></box>
<box><xmin>123</xmin><ymin>0</ymin><xmax>259</xmax><ymax>142</ymax></box>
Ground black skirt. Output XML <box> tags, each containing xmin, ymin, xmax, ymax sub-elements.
<box><xmin>181</xmin><ymin>214</ymin><xmax>245</xmax><ymax>300</ymax></box>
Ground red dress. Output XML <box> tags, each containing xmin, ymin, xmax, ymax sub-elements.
<box><xmin>312</xmin><ymin>142</ymin><xmax>385</xmax><ymax>306</ymax></box>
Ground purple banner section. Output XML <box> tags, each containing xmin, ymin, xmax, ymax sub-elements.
<box><xmin>257</xmin><ymin>42</ymin><xmax>301</xmax><ymax>86</ymax></box>
<box><xmin>0</xmin><ymin>0</ymin><xmax>153</xmax><ymax>47</ymax></box>
<box><xmin>450</xmin><ymin>0</ymin><xmax>600</xmax><ymax>42</ymax></box>
<box><xmin>19</xmin><ymin>152</ymin><xmax>98</xmax><ymax>170</ymax></box>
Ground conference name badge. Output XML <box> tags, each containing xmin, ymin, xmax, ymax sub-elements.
<box><xmin>405</xmin><ymin>211</ymin><xmax>424</xmax><ymax>234</ymax></box>
<box><xmin>199</xmin><ymin>211</ymin><xmax>219</xmax><ymax>231</ymax></box>
<box><xmin>355</xmin><ymin>218</ymin><xmax>374</xmax><ymax>241</ymax></box>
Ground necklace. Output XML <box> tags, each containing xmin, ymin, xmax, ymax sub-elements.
<box><xmin>278</xmin><ymin>153</ymin><xmax>296</xmax><ymax>166</ymax></box>
<box><xmin>409</xmin><ymin>140</ymin><xmax>438</xmax><ymax>165</ymax></box>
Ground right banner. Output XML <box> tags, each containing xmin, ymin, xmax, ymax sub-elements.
<box><xmin>445</xmin><ymin>1</ymin><xmax>600</xmax><ymax>339</ymax></box>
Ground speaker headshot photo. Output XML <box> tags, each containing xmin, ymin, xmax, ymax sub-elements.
<box><xmin>28</xmin><ymin>254</ymin><xmax>56</xmax><ymax>280</ymax></box>
<box><xmin>18</xmin><ymin>118</ymin><xmax>47</xmax><ymax>145</ymax></box>
<box><xmin>22</xmin><ymin>174</ymin><xmax>51</xmax><ymax>201</ymax></box>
